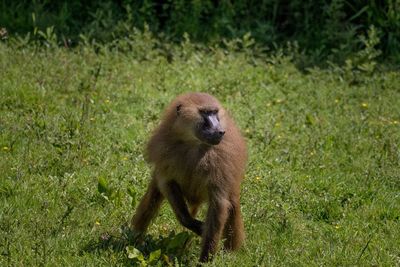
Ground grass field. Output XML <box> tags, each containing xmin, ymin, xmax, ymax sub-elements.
<box><xmin>1</xmin><ymin>37</ymin><xmax>399</xmax><ymax>266</ymax></box>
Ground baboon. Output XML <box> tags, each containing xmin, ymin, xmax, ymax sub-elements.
<box><xmin>131</xmin><ymin>92</ymin><xmax>247</xmax><ymax>262</ymax></box>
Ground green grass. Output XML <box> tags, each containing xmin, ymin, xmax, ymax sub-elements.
<box><xmin>0</xmin><ymin>39</ymin><xmax>399</xmax><ymax>266</ymax></box>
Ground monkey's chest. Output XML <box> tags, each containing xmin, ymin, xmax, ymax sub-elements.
<box><xmin>168</xmin><ymin>149</ymin><xmax>216</xmax><ymax>203</ymax></box>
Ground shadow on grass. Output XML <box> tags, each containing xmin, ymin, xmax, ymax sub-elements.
<box><xmin>81</xmin><ymin>223</ymin><xmax>196</xmax><ymax>265</ymax></box>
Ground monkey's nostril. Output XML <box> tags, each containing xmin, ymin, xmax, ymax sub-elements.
<box><xmin>219</xmin><ymin>130</ymin><xmax>225</xmax><ymax>137</ymax></box>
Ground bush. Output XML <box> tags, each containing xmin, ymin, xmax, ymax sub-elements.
<box><xmin>0</xmin><ymin>1</ymin><xmax>399</xmax><ymax>61</ymax></box>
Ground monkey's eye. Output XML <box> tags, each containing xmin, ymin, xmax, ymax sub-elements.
<box><xmin>199</xmin><ymin>109</ymin><xmax>218</xmax><ymax>115</ymax></box>
<box><xmin>202</xmin><ymin>117</ymin><xmax>211</xmax><ymax>128</ymax></box>
<box><xmin>176</xmin><ymin>104</ymin><xmax>182</xmax><ymax>115</ymax></box>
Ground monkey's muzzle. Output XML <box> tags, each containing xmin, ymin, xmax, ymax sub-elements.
<box><xmin>203</xmin><ymin>129</ymin><xmax>225</xmax><ymax>145</ymax></box>
<box><xmin>198</xmin><ymin>113</ymin><xmax>225</xmax><ymax>145</ymax></box>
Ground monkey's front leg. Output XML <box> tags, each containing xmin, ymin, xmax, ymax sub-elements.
<box><xmin>164</xmin><ymin>181</ymin><xmax>203</xmax><ymax>236</ymax></box>
<box><xmin>199</xmin><ymin>196</ymin><xmax>229</xmax><ymax>262</ymax></box>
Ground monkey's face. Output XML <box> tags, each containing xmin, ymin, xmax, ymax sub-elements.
<box><xmin>196</xmin><ymin>109</ymin><xmax>225</xmax><ymax>145</ymax></box>
<box><xmin>175</xmin><ymin>104</ymin><xmax>226</xmax><ymax>146</ymax></box>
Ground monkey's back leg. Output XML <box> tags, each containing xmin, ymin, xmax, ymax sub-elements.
<box><xmin>223</xmin><ymin>197</ymin><xmax>245</xmax><ymax>251</ymax></box>
<box><xmin>199</xmin><ymin>195</ymin><xmax>230</xmax><ymax>262</ymax></box>
<box><xmin>131</xmin><ymin>178</ymin><xmax>164</xmax><ymax>233</ymax></box>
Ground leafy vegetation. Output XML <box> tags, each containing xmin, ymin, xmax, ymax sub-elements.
<box><xmin>1</xmin><ymin>0</ymin><xmax>400</xmax><ymax>63</ymax></box>
<box><xmin>0</xmin><ymin>26</ymin><xmax>399</xmax><ymax>266</ymax></box>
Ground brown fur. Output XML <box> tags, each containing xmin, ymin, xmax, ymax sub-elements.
<box><xmin>131</xmin><ymin>92</ymin><xmax>247</xmax><ymax>262</ymax></box>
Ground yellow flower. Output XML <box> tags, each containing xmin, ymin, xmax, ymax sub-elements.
<box><xmin>105</xmin><ymin>99</ymin><xmax>110</xmax><ymax>103</ymax></box>
<box><xmin>361</xmin><ymin>102</ymin><xmax>368</xmax><ymax>108</ymax></box>
<box><xmin>255</xmin><ymin>176</ymin><xmax>261</xmax><ymax>181</ymax></box>
<box><xmin>335</xmin><ymin>224</ymin><xmax>340</xmax><ymax>229</ymax></box>
<box><xmin>90</xmin><ymin>117</ymin><xmax>95</xmax><ymax>121</ymax></box>
<box><xmin>2</xmin><ymin>146</ymin><xmax>9</xmax><ymax>151</ymax></box>
<box><xmin>335</xmin><ymin>99</ymin><xmax>339</xmax><ymax>103</ymax></box>
<box><xmin>95</xmin><ymin>221</ymin><xmax>100</xmax><ymax>226</ymax></box>
<box><xmin>122</xmin><ymin>157</ymin><xmax>129</xmax><ymax>161</ymax></box>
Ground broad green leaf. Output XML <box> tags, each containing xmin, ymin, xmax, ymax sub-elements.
<box><xmin>167</xmin><ymin>232</ymin><xmax>190</xmax><ymax>251</ymax></box>
<box><xmin>148</xmin><ymin>249</ymin><xmax>161</xmax><ymax>263</ymax></box>
<box><xmin>98</xmin><ymin>177</ymin><xmax>109</xmax><ymax>195</ymax></box>
<box><xmin>126</xmin><ymin>246</ymin><xmax>143</xmax><ymax>260</ymax></box>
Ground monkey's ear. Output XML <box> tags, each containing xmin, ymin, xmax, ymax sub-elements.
<box><xmin>176</xmin><ymin>104</ymin><xmax>182</xmax><ymax>116</ymax></box>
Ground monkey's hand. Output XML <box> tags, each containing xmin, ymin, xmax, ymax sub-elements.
<box><xmin>190</xmin><ymin>219</ymin><xmax>204</xmax><ymax>236</ymax></box>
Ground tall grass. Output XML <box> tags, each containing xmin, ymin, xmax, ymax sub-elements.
<box><xmin>0</xmin><ymin>32</ymin><xmax>399</xmax><ymax>265</ymax></box>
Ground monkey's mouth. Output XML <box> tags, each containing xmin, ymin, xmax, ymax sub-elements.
<box><xmin>199</xmin><ymin>131</ymin><xmax>225</xmax><ymax>145</ymax></box>
<box><xmin>204</xmin><ymin>138</ymin><xmax>222</xmax><ymax>145</ymax></box>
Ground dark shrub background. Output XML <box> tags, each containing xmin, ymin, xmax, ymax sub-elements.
<box><xmin>1</xmin><ymin>0</ymin><xmax>399</xmax><ymax>61</ymax></box>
